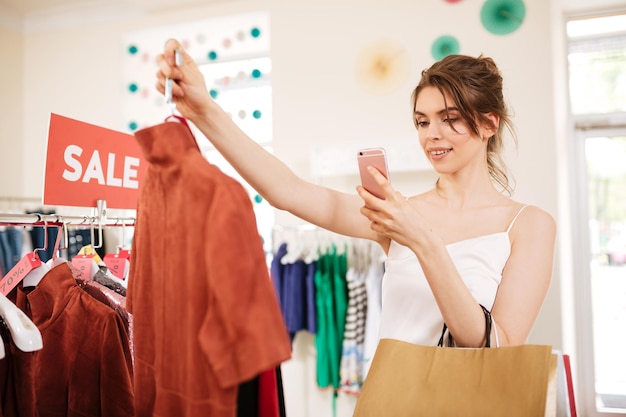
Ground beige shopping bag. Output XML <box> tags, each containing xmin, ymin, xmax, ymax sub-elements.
<box><xmin>353</xmin><ymin>338</ymin><xmax>557</xmax><ymax>417</ymax></box>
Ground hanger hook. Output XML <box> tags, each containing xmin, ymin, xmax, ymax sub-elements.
<box><xmin>33</xmin><ymin>216</ymin><xmax>48</xmax><ymax>260</ymax></box>
<box><xmin>165</xmin><ymin>49</ymin><xmax>183</xmax><ymax>117</ymax></box>
<box><xmin>116</xmin><ymin>220</ymin><xmax>127</xmax><ymax>255</ymax></box>
<box><xmin>89</xmin><ymin>216</ymin><xmax>103</xmax><ymax>251</ymax></box>
<box><xmin>55</xmin><ymin>216</ymin><xmax>69</xmax><ymax>252</ymax></box>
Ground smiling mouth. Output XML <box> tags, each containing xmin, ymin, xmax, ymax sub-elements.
<box><xmin>430</xmin><ymin>149</ymin><xmax>451</xmax><ymax>156</ymax></box>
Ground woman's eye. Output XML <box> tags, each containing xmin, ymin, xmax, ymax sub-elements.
<box><xmin>416</xmin><ymin>120</ymin><xmax>429</xmax><ymax>127</ymax></box>
<box><xmin>443</xmin><ymin>118</ymin><xmax>458</xmax><ymax>124</ymax></box>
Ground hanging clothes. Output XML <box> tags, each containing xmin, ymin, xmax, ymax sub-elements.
<box><xmin>128</xmin><ymin>119</ymin><xmax>291</xmax><ymax>417</ymax></box>
<box><xmin>270</xmin><ymin>242</ymin><xmax>317</xmax><ymax>340</ymax></box>
<box><xmin>271</xmin><ymin>231</ymin><xmax>386</xmax><ymax>405</ymax></box>
<box><xmin>0</xmin><ymin>320</ymin><xmax>18</xmax><ymax>417</ymax></box>
<box><xmin>10</xmin><ymin>262</ymin><xmax>134</xmax><ymax>417</ymax></box>
<box><xmin>314</xmin><ymin>244</ymin><xmax>348</xmax><ymax>391</ymax></box>
<box><xmin>0</xmin><ymin>227</ymin><xmax>22</xmax><ymax>275</ymax></box>
<box><xmin>73</xmin><ymin>262</ymin><xmax>134</xmax><ymax>362</ymax></box>
<box><xmin>338</xmin><ymin>267</ymin><xmax>368</xmax><ymax>395</ymax></box>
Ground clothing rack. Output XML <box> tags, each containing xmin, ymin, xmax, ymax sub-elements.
<box><xmin>0</xmin><ymin>213</ymin><xmax>135</xmax><ymax>228</ymax></box>
<box><xmin>271</xmin><ymin>223</ymin><xmax>385</xmax><ymax>271</ymax></box>
<box><xmin>0</xmin><ymin>198</ymin><xmax>135</xmax><ymax>228</ymax></box>
<box><xmin>271</xmin><ymin>223</ymin><xmax>342</xmax><ymax>252</ymax></box>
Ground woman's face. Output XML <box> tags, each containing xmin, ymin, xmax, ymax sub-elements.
<box><xmin>414</xmin><ymin>86</ymin><xmax>489</xmax><ymax>175</ymax></box>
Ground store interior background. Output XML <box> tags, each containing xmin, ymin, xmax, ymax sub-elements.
<box><xmin>1</xmin><ymin>0</ymin><xmax>623</xmax><ymax>415</ymax></box>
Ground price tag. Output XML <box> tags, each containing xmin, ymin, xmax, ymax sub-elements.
<box><xmin>0</xmin><ymin>253</ymin><xmax>42</xmax><ymax>296</ymax></box>
<box><xmin>72</xmin><ymin>254</ymin><xmax>97</xmax><ymax>277</ymax></box>
<box><xmin>103</xmin><ymin>254</ymin><xmax>128</xmax><ymax>280</ymax></box>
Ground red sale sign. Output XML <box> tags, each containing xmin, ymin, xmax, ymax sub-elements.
<box><xmin>44</xmin><ymin>113</ymin><xmax>147</xmax><ymax>209</ymax></box>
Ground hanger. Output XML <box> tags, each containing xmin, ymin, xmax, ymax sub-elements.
<box><xmin>47</xmin><ymin>219</ymin><xmax>69</xmax><ymax>268</ymax></box>
<box><xmin>280</xmin><ymin>226</ymin><xmax>319</xmax><ymax>265</ymax></box>
<box><xmin>165</xmin><ymin>49</ymin><xmax>183</xmax><ymax>118</ymax></box>
<box><xmin>103</xmin><ymin>220</ymin><xmax>130</xmax><ymax>283</ymax></box>
<box><xmin>0</xmin><ymin>292</ymin><xmax>43</xmax><ymax>353</ymax></box>
<box><xmin>71</xmin><ymin>218</ymin><xmax>101</xmax><ymax>280</ymax></box>
<box><xmin>22</xmin><ymin>218</ymin><xmax>52</xmax><ymax>288</ymax></box>
<box><xmin>0</xmin><ymin>218</ymin><xmax>45</xmax><ymax>353</ymax></box>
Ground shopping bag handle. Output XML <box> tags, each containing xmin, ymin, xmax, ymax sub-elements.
<box><xmin>437</xmin><ymin>304</ymin><xmax>492</xmax><ymax>348</ymax></box>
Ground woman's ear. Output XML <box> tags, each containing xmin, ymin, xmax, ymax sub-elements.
<box><xmin>481</xmin><ymin>112</ymin><xmax>500</xmax><ymax>140</ymax></box>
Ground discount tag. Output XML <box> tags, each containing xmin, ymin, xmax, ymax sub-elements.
<box><xmin>72</xmin><ymin>254</ymin><xmax>98</xmax><ymax>278</ymax></box>
<box><xmin>0</xmin><ymin>253</ymin><xmax>42</xmax><ymax>296</ymax></box>
<box><xmin>103</xmin><ymin>254</ymin><xmax>128</xmax><ymax>280</ymax></box>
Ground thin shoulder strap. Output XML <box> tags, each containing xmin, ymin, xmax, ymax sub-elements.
<box><xmin>506</xmin><ymin>204</ymin><xmax>530</xmax><ymax>233</ymax></box>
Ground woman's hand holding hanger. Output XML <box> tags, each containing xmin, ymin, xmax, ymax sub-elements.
<box><xmin>156</xmin><ymin>39</ymin><xmax>215</xmax><ymax>124</ymax></box>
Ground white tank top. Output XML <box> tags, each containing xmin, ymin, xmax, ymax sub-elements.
<box><xmin>378</xmin><ymin>205</ymin><xmax>528</xmax><ymax>345</ymax></box>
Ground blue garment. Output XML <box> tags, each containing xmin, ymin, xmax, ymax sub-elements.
<box><xmin>270</xmin><ymin>243</ymin><xmax>288</xmax><ymax>311</ymax></box>
<box><xmin>270</xmin><ymin>243</ymin><xmax>317</xmax><ymax>340</ymax></box>
<box><xmin>0</xmin><ymin>227</ymin><xmax>23</xmax><ymax>273</ymax></box>
<box><xmin>282</xmin><ymin>259</ymin><xmax>303</xmax><ymax>335</ymax></box>
<box><xmin>284</xmin><ymin>259</ymin><xmax>316</xmax><ymax>336</ymax></box>
<box><xmin>305</xmin><ymin>261</ymin><xmax>317</xmax><ymax>333</ymax></box>
<box><xmin>6</xmin><ymin>227</ymin><xmax>22</xmax><ymax>270</ymax></box>
<box><xmin>0</xmin><ymin>230</ymin><xmax>11</xmax><ymax>275</ymax></box>
<box><xmin>28</xmin><ymin>225</ymin><xmax>58</xmax><ymax>263</ymax></box>
<box><xmin>0</xmin><ymin>230</ymin><xmax>10</xmax><ymax>274</ymax></box>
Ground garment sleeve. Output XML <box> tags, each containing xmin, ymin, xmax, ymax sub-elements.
<box><xmin>99</xmin><ymin>311</ymin><xmax>135</xmax><ymax>417</ymax></box>
<box><xmin>198</xmin><ymin>186</ymin><xmax>291</xmax><ymax>389</ymax></box>
<box><xmin>126</xmin><ymin>215</ymin><xmax>140</xmax><ymax>314</ymax></box>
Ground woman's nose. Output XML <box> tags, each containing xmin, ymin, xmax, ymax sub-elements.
<box><xmin>426</xmin><ymin>122</ymin><xmax>441</xmax><ymax>140</ymax></box>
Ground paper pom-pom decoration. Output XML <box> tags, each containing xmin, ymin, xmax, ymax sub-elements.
<box><xmin>480</xmin><ymin>0</ymin><xmax>526</xmax><ymax>35</ymax></box>
<box><xmin>431</xmin><ymin>35</ymin><xmax>460</xmax><ymax>61</ymax></box>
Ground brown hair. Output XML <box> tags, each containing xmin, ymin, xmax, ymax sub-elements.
<box><xmin>411</xmin><ymin>54</ymin><xmax>517</xmax><ymax>195</ymax></box>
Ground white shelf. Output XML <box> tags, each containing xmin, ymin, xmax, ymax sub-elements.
<box><xmin>310</xmin><ymin>139</ymin><xmax>431</xmax><ymax>178</ymax></box>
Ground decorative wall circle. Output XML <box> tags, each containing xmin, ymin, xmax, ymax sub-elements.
<box><xmin>480</xmin><ymin>0</ymin><xmax>526</xmax><ymax>35</ymax></box>
<box><xmin>355</xmin><ymin>40</ymin><xmax>410</xmax><ymax>95</ymax></box>
<box><xmin>431</xmin><ymin>35</ymin><xmax>460</xmax><ymax>61</ymax></box>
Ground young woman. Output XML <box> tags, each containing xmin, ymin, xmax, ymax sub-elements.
<box><xmin>156</xmin><ymin>39</ymin><xmax>556</xmax><ymax>348</ymax></box>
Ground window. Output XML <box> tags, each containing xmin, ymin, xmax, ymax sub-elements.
<box><xmin>567</xmin><ymin>12</ymin><xmax>626</xmax><ymax>416</ymax></box>
<box><xmin>568</xmin><ymin>14</ymin><xmax>626</xmax><ymax>115</ymax></box>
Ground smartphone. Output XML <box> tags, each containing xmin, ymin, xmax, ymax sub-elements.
<box><xmin>357</xmin><ymin>147</ymin><xmax>390</xmax><ymax>199</ymax></box>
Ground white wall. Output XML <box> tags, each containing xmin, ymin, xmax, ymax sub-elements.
<box><xmin>0</xmin><ymin>27</ymin><xmax>24</xmax><ymax>197</ymax></box>
<box><xmin>560</xmin><ymin>0</ymin><xmax>626</xmax><ymax>14</ymax></box>
<box><xmin>1</xmin><ymin>0</ymin><xmax>571</xmax><ymax>415</ymax></box>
